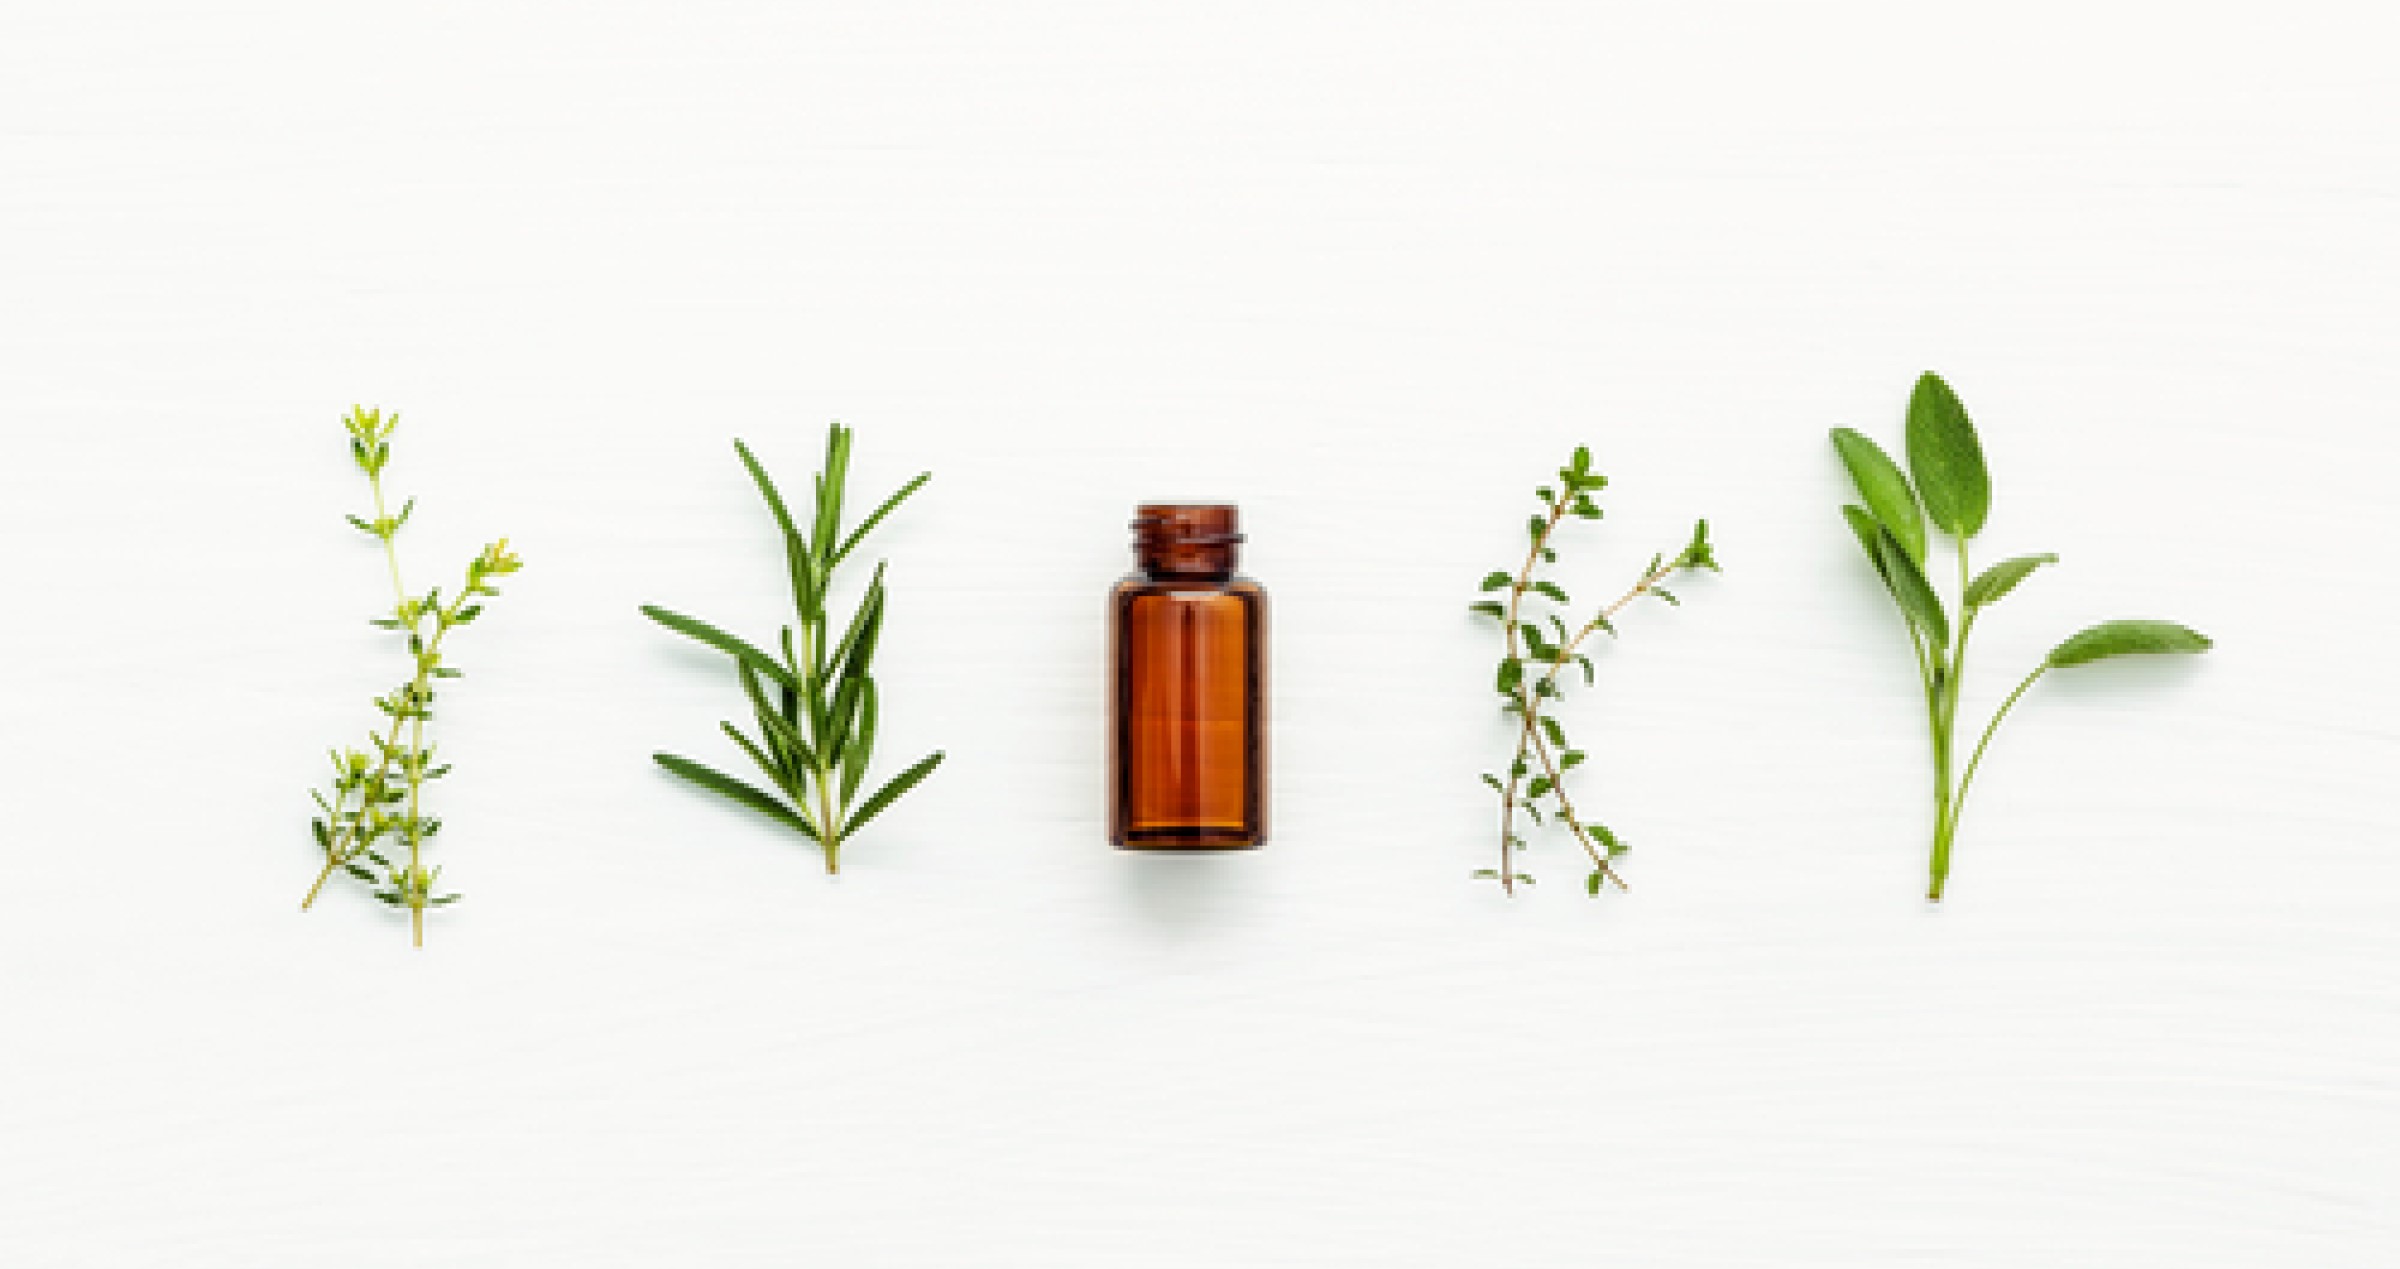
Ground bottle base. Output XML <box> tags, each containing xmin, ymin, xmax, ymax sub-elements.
<box><xmin>1113</xmin><ymin>825</ymin><xmax>1265</xmax><ymax>851</ymax></box>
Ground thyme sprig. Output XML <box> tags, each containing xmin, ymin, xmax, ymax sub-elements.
<box><xmin>642</xmin><ymin>423</ymin><xmax>943</xmax><ymax>874</ymax></box>
<box><xmin>1470</xmin><ymin>446</ymin><xmax>1717</xmax><ymax>895</ymax></box>
<box><xmin>305</xmin><ymin>408</ymin><xmax>521</xmax><ymax>947</ymax></box>
<box><xmin>1833</xmin><ymin>372</ymin><xmax>2210</xmax><ymax>900</ymax></box>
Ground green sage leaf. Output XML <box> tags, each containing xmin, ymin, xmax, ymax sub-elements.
<box><xmin>1904</xmin><ymin>371</ymin><xmax>1990</xmax><ymax>539</ymax></box>
<box><xmin>1876</xmin><ymin>526</ymin><xmax>1950</xmax><ymax>650</ymax></box>
<box><xmin>2046</xmin><ymin>620</ymin><xmax>2212</xmax><ymax>668</ymax></box>
<box><xmin>1841</xmin><ymin>505</ymin><xmax>1892</xmax><ymax>585</ymax></box>
<box><xmin>1830</xmin><ymin>428</ymin><xmax>1926</xmax><ymax>565</ymax></box>
<box><xmin>1965</xmin><ymin>553</ymin><xmax>2058</xmax><ymax>608</ymax></box>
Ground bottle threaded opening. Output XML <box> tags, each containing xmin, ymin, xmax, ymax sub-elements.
<box><xmin>1133</xmin><ymin>503</ymin><xmax>1241</xmax><ymax>575</ymax></box>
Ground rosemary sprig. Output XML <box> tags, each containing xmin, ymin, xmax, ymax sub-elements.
<box><xmin>1832</xmin><ymin>372</ymin><xmax>2210</xmax><ymax>900</ymax></box>
<box><xmin>1470</xmin><ymin>446</ymin><xmax>1718</xmax><ymax>895</ymax></box>
<box><xmin>305</xmin><ymin>408</ymin><xmax>521</xmax><ymax>947</ymax></box>
<box><xmin>642</xmin><ymin>423</ymin><xmax>943</xmax><ymax>873</ymax></box>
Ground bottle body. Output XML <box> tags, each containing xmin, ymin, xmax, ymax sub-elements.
<box><xmin>1109</xmin><ymin>506</ymin><xmax>1268</xmax><ymax>849</ymax></box>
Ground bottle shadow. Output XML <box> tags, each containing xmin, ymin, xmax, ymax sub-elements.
<box><xmin>1112</xmin><ymin>849</ymin><xmax>1259</xmax><ymax>939</ymax></box>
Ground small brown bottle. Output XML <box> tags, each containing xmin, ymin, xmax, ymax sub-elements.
<box><xmin>1109</xmin><ymin>504</ymin><xmax>1268</xmax><ymax>849</ymax></box>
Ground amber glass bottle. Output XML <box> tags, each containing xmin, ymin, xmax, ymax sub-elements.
<box><xmin>1109</xmin><ymin>504</ymin><xmax>1268</xmax><ymax>849</ymax></box>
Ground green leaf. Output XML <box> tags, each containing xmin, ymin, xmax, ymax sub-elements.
<box><xmin>1965</xmin><ymin>553</ymin><xmax>2058</xmax><ymax>608</ymax></box>
<box><xmin>653</xmin><ymin>753</ymin><xmax>820</xmax><ymax>840</ymax></box>
<box><xmin>1841</xmin><ymin>505</ymin><xmax>1892</xmax><ymax>585</ymax></box>
<box><xmin>642</xmin><ymin>606</ymin><xmax>800</xmax><ymax>692</ymax></box>
<box><xmin>1876</xmin><ymin>526</ymin><xmax>1950</xmax><ymax>650</ymax></box>
<box><xmin>1479</xmin><ymin>571</ymin><xmax>1512</xmax><ymax>592</ymax></box>
<box><xmin>1830</xmin><ymin>428</ymin><xmax>1926</xmax><ymax>565</ymax></box>
<box><xmin>2046</xmin><ymin>620</ymin><xmax>2212</xmax><ymax>668</ymax></box>
<box><xmin>719</xmin><ymin>721</ymin><xmax>790</xmax><ymax>790</ymax></box>
<box><xmin>1586</xmin><ymin>870</ymin><xmax>1605</xmax><ymax>896</ymax></box>
<box><xmin>826</xmin><ymin>564</ymin><xmax>887</xmax><ymax>680</ymax></box>
<box><xmin>1679</xmin><ymin>518</ymin><xmax>1719</xmax><ymax>572</ymax></box>
<box><xmin>1904</xmin><ymin>371</ymin><xmax>1990</xmax><ymax>539</ymax></box>
<box><xmin>1467</xmin><ymin>600</ymin><xmax>1505</xmax><ymax>619</ymax></box>
<box><xmin>786</xmin><ymin>539</ymin><xmax>822</xmax><ymax>627</ymax></box>
<box><xmin>842</xmin><ymin>751</ymin><xmax>943</xmax><ymax>837</ymax></box>
<box><xmin>813</xmin><ymin>423</ymin><xmax>852</xmax><ymax>564</ymax></box>
<box><xmin>1496</xmin><ymin>658</ymin><xmax>1523</xmax><ymax>695</ymax></box>
<box><xmin>833</xmin><ymin>470</ymin><xmax>932</xmax><ymax>568</ymax></box>
<box><xmin>738</xmin><ymin>663</ymin><xmax>816</xmax><ymax>772</ymax></box>
<box><xmin>1532</xmin><ymin>581</ymin><xmax>1570</xmax><ymax>604</ymax></box>
<box><xmin>842</xmin><ymin>678</ymin><xmax>878</xmax><ymax>806</ymax></box>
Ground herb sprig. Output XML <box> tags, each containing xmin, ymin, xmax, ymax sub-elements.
<box><xmin>305</xmin><ymin>407</ymin><xmax>522</xmax><ymax>947</ymax></box>
<box><xmin>1470</xmin><ymin>446</ymin><xmax>1717</xmax><ymax>894</ymax></box>
<box><xmin>1833</xmin><ymin>372</ymin><xmax>2210</xmax><ymax>900</ymax></box>
<box><xmin>643</xmin><ymin>423</ymin><xmax>942</xmax><ymax>874</ymax></box>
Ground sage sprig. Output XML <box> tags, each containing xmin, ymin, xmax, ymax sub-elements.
<box><xmin>1470</xmin><ymin>446</ymin><xmax>1717</xmax><ymax>895</ymax></box>
<box><xmin>1834</xmin><ymin>372</ymin><xmax>2211</xmax><ymax>900</ymax></box>
<box><xmin>643</xmin><ymin>423</ymin><xmax>942</xmax><ymax>874</ymax></box>
<box><xmin>305</xmin><ymin>407</ymin><xmax>522</xmax><ymax>947</ymax></box>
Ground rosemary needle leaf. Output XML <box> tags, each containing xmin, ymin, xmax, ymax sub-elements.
<box><xmin>734</xmin><ymin>439</ymin><xmax>804</xmax><ymax>546</ymax></box>
<box><xmin>654</xmin><ymin>753</ymin><xmax>821</xmax><ymax>841</ymax></box>
<box><xmin>719</xmin><ymin>721</ymin><xmax>786</xmax><ymax>786</ymax></box>
<box><xmin>833</xmin><ymin>470</ymin><xmax>933</xmax><ymax>567</ymax></box>
<box><xmin>844</xmin><ymin>751</ymin><xmax>944</xmax><ymax>837</ymax></box>
<box><xmin>641</xmin><ymin>605</ymin><xmax>800</xmax><ymax>692</ymax></box>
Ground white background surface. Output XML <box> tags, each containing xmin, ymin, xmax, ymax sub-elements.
<box><xmin>2</xmin><ymin>3</ymin><xmax>2393</xmax><ymax>1264</ymax></box>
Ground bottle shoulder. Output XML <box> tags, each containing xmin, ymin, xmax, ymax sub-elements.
<box><xmin>1112</xmin><ymin>573</ymin><xmax>1267</xmax><ymax>603</ymax></box>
